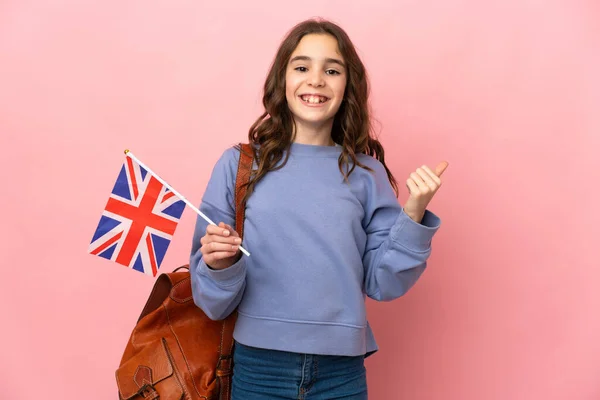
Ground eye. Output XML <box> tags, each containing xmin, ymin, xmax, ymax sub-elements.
<box><xmin>295</xmin><ymin>66</ymin><xmax>308</xmax><ymax>72</ymax></box>
<box><xmin>326</xmin><ymin>69</ymin><xmax>341</xmax><ymax>75</ymax></box>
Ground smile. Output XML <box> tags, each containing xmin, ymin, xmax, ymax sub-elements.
<box><xmin>299</xmin><ymin>94</ymin><xmax>329</xmax><ymax>105</ymax></box>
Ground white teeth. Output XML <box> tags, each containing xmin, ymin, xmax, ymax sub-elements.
<box><xmin>302</xmin><ymin>95</ymin><xmax>326</xmax><ymax>104</ymax></box>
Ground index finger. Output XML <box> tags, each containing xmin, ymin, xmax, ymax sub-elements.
<box><xmin>206</xmin><ymin>223</ymin><xmax>234</xmax><ymax>237</ymax></box>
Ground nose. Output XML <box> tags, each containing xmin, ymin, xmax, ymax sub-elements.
<box><xmin>307</xmin><ymin>70</ymin><xmax>325</xmax><ymax>87</ymax></box>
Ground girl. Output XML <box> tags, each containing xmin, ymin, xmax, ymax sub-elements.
<box><xmin>190</xmin><ymin>18</ymin><xmax>447</xmax><ymax>400</ymax></box>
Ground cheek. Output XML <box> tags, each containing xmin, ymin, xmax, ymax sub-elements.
<box><xmin>285</xmin><ymin>82</ymin><xmax>293</xmax><ymax>97</ymax></box>
<box><xmin>285</xmin><ymin>73</ymin><xmax>299</xmax><ymax>91</ymax></box>
<box><xmin>334</xmin><ymin>82</ymin><xmax>347</xmax><ymax>103</ymax></box>
<box><xmin>285</xmin><ymin>79</ymin><xmax>297</xmax><ymax>102</ymax></box>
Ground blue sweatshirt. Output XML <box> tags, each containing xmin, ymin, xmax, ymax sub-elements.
<box><xmin>189</xmin><ymin>142</ymin><xmax>441</xmax><ymax>357</ymax></box>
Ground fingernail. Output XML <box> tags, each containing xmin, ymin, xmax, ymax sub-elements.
<box><xmin>232</xmin><ymin>245</ymin><xmax>238</xmax><ymax>250</ymax></box>
<box><xmin>223</xmin><ymin>230</ymin><xmax>230</xmax><ymax>236</ymax></box>
<box><xmin>234</xmin><ymin>238</ymin><xmax>242</xmax><ymax>244</ymax></box>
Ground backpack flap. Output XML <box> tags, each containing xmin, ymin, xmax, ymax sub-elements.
<box><xmin>115</xmin><ymin>338</ymin><xmax>182</xmax><ymax>399</ymax></box>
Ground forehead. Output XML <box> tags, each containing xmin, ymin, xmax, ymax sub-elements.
<box><xmin>290</xmin><ymin>34</ymin><xmax>343</xmax><ymax>61</ymax></box>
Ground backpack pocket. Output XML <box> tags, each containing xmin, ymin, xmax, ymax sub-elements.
<box><xmin>116</xmin><ymin>338</ymin><xmax>184</xmax><ymax>400</ymax></box>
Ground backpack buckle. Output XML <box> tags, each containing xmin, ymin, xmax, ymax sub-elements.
<box><xmin>137</xmin><ymin>383</ymin><xmax>159</xmax><ymax>399</ymax></box>
<box><xmin>216</xmin><ymin>355</ymin><xmax>233</xmax><ymax>376</ymax></box>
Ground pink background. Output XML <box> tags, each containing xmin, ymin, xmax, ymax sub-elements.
<box><xmin>1</xmin><ymin>1</ymin><xmax>598</xmax><ymax>399</ymax></box>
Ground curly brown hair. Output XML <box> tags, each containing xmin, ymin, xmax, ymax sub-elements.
<box><xmin>240</xmin><ymin>18</ymin><xmax>398</xmax><ymax>204</ymax></box>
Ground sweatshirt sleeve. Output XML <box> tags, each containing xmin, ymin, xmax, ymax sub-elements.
<box><xmin>189</xmin><ymin>147</ymin><xmax>247</xmax><ymax>320</ymax></box>
<box><xmin>361</xmin><ymin>161</ymin><xmax>441</xmax><ymax>302</ymax></box>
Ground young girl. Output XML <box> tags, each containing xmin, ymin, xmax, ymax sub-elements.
<box><xmin>190</xmin><ymin>18</ymin><xmax>447</xmax><ymax>400</ymax></box>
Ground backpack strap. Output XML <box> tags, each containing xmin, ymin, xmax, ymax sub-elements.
<box><xmin>217</xmin><ymin>143</ymin><xmax>253</xmax><ymax>399</ymax></box>
<box><xmin>234</xmin><ymin>143</ymin><xmax>254</xmax><ymax>238</ymax></box>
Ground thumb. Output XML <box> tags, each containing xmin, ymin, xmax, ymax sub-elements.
<box><xmin>435</xmin><ymin>161</ymin><xmax>449</xmax><ymax>177</ymax></box>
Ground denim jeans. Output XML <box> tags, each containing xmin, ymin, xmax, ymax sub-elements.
<box><xmin>231</xmin><ymin>341</ymin><xmax>368</xmax><ymax>399</ymax></box>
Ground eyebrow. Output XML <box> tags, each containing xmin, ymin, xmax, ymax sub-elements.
<box><xmin>289</xmin><ymin>55</ymin><xmax>346</xmax><ymax>68</ymax></box>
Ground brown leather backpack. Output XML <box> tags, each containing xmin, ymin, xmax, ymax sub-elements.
<box><xmin>115</xmin><ymin>143</ymin><xmax>253</xmax><ymax>400</ymax></box>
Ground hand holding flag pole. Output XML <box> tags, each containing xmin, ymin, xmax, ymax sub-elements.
<box><xmin>124</xmin><ymin>150</ymin><xmax>251</xmax><ymax>258</ymax></box>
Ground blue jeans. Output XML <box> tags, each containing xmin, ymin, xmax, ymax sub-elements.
<box><xmin>231</xmin><ymin>341</ymin><xmax>368</xmax><ymax>399</ymax></box>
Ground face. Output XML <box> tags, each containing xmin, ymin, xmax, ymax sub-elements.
<box><xmin>285</xmin><ymin>34</ymin><xmax>347</xmax><ymax>130</ymax></box>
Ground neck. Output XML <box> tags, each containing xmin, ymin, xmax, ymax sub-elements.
<box><xmin>292</xmin><ymin>120</ymin><xmax>335</xmax><ymax>146</ymax></box>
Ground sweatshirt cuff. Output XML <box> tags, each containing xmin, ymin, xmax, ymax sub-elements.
<box><xmin>197</xmin><ymin>257</ymin><xmax>246</xmax><ymax>287</ymax></box>
<box><xmin>391</xmin><ymin>209</ymin><xmax>441</xmax><ymax>252</ymax></box>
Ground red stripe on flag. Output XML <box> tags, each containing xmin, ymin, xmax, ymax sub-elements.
<box><xmin>146</xmin><ymin>234</ymin><xmax>158</xmax><ymax>276</ymax></box>
<box><xmin>126</xmin><ymin>157</ymin><xmax>139</xmax><ymax>201</ymax></box>
<box><xmin>162</xmin><ymin>191</ymin><xmax>175</xmax><ymax>203</ymax></box>
<box><xmin>90</xmin><ymin>231</ymin><xmax>123</xmax><ymax>256</ymax></box>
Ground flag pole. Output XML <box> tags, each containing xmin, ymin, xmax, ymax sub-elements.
<box><xmin>124</xmin><ymin>150</ymin><xmax>250</xmax><ymax>257</ymax></box>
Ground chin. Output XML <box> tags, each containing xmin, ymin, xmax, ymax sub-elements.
<box><xmin>292</xmin><ymin>110</ymin><xmax>338</xmax><ymax>125</ymax></box>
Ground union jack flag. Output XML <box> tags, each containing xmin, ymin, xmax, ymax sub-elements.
<box><xmin>89</xmin><ymin>155</ymin><xmax>186</xmax><ymax>276</ymax></box>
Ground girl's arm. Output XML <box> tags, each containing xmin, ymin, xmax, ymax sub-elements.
<box><xmin>189</xmin><ymin>147</ymin><xmax>247</xmax><ymax>320</ymax></box>
<box><xmin>361</xmin><ymin>162</ymin><xmax>442</xmax><ymax>301</ymax></box>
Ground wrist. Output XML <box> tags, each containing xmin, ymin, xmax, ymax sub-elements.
<box><xmin>404</xmin><ymin>208</ymin><xmax>424</xmax><ymax>224</ymax></box>
<box><xmin>206</xmin><ymin>250</ymin><xmax>242</xmax><ymax>271</ymax></box>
